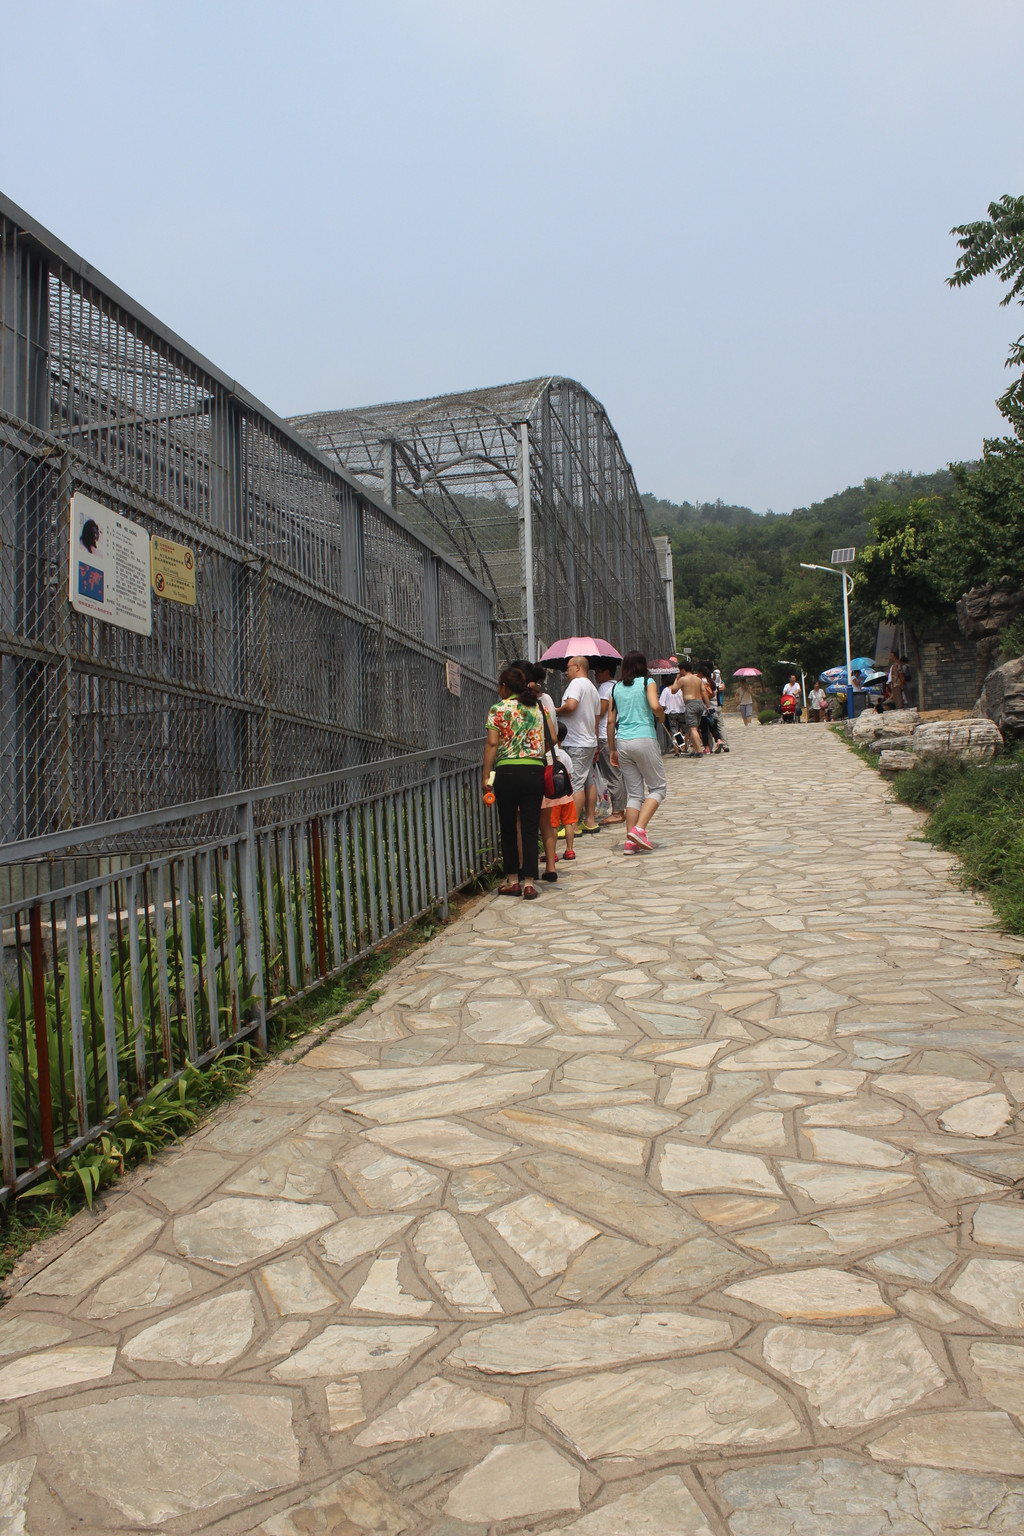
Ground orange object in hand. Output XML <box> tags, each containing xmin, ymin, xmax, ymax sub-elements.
<box><xmin>483</xmin><ymin>771</ymin><xmax>496</xmax><ymax>805</ymax></box>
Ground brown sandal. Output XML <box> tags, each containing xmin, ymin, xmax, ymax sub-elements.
<box><xmin>522</xmin><ymin>884</ymin><xmax>539</xmax><ymax>900</ymax></box>
<box><xmin>498</xmin><ymin>882</ymin><xmax>522</xmax><ymax>896</ymax></box>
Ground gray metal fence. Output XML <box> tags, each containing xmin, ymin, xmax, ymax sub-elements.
<box><xmin>0</xmin><ymin>741</ymin><xmax>493</xmax><ymax>1201</ymax></box>
<box><xmin>0</xmin><ymin>194</ymin><xmax>496</xmax><ymax>871</ymax></box>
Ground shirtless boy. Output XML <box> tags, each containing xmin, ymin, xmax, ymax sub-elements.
<box><xmin>670</xmin><ymin>661</ymin><xmax>707</xmax><ymax>757</ymax></box>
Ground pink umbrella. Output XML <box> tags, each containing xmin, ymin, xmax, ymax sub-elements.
<box><xmin>733</xmin><ymin>667</ymin><xmax>762</xmax><ymax>677</ymax></box>
<box><xmin>539</xmin><ymin>636</ymin><xmax>622</xmax><ymax>667</ymax></box>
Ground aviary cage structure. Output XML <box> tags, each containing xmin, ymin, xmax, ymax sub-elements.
<box><xmin>291</xmin><ymin>377</ymin><xmax>673</xmax><ymax>665</ymax></box>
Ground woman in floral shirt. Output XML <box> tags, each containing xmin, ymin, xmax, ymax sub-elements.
<box><xmin>482</xmin><ymin>666</ymin><xmax>545</xmax><ymax>899</ymax></box>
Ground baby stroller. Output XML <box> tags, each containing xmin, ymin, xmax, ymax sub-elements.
<box><xmin>779</xmin><ymin>694</ymin><xmax>797</xmax><ymax>724</ymax></box>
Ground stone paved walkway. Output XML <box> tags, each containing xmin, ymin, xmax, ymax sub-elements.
<box><xmin>3</xmin><ymin>723</ymin><xmax>1024</xmax><ymax>1534</ymax></box>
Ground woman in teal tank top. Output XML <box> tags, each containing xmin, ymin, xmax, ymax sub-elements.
<box><xmin>607</xmin><ymin>650</ymin><xmax>668</xmax><ymax>854</ymax></box>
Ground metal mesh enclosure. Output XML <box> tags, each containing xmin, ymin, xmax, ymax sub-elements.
<box><xmin>290</xmin><ymin>377</ymin><xmax>673</xmax><ymax>665</ymax></box>
<box><xmin>0</xmin><ymin>195</ymin><xmax>495</xmax><ymax>851</ymax></box>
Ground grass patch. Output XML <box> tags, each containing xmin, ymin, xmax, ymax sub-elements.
<box><xmin>886</xmin><ymin>749</ymin><xmax>1024</xmax><ymax>935</ymax></box>
<box><xmin>3</xmin><ymin>879</ymin><xmax>496</xmax><ymax>1277</ymax></box>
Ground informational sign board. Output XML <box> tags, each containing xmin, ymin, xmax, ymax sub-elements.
<box><xmin>69</xmin><ymin>492</ymin><xmax>152</xmax><ymax>635</ymax></box>
<box><xmin>831</xmin><ymin>547</ymin><xmax>856</xmax><ymax>565</ymax></box>
<box><xmin>151</xmin><ymin>535</ymin><xmax>196</xmax><ymax>605</ymax></box>
<box><xmin>445</xmin><ymin>660</ymin><xmax>461</xmax><ymax>696</ymax></box>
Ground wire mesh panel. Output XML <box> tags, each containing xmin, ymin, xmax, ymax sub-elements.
<box><xmin>0</xmin><ymin>199</ymin><xmax>496</xmax><ymax>861</ymax></box>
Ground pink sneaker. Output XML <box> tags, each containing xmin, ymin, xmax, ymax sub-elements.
<box><xmin>627</xmin><ymin>827</ymin><xmax>654</xmax><ymax>851</ymax></box>
<box><xmin>622</xmin><ymin>842</ymin><xmax>638</xmax><ymax>855</ymax></box>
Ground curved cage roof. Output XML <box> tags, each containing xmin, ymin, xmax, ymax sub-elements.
<box><xmin>291</xmin><ymin>376</ymin><xmax>673</xmax><ymax>664</ymax></box>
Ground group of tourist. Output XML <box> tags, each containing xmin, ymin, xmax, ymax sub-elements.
<box><xmin>482</xmin><ymin>652</ymin><xmax>725</xmax><ymax>897</ymax></box>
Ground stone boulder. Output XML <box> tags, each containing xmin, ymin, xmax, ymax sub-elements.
<box><xmin>911</xmin><ymin>718</ymin><xmax>1003</xmax><ymax>761</ymax></box>
<box><xmin>956</xmin><ymin>584</ymin><xmax>1024</xmax><ymax>640</ymax></box>
<box><xmin>878</xmin><ymin>750</ymin><xmax>921</xmax><ymax>774</ymax></box>
<box><xmin>851</xmin><ymin>708</ymin><xmax>919</xmax><ymax>744</ymax></box>
<box><xmin>867</xmin><ymin>736</ymin><xmax>915</xmax><ymax>755</ymax></box>
<box><xmin>975</xmin><ymin>657</ymin><xmax>1024</xmax><ymax>743</ymax></box>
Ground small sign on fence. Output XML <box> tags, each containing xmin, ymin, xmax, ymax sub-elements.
<box><xmin>69</xmin><ymin>492</ymin><xmax>152</xmax><ymax>635</ymax></box>
<box><xmin>445</xmin><ymin>660</ymin><xmax>461</xmax><ymax>696</ymax></box>
<box><xmin>151</xmin><ymin>535</ymin><xmax>197</xmax><ymax>605</ymax></box>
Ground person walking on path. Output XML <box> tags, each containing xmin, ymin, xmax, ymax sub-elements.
<box><xmin>782</xmin><ymin>673</ymin><xmax>802</xmax><ymax>723</ymax></box>
<box><xmin>712</xmin><ymin>664</ymin><xmax>724</xmax><ymax>707</ymax></box>
<box><xmin>482</xmin><ymin>666</ymin><xmax>545</xmax><ymax>898</ymax></box>
<box><xmin>808</xmin><ymin>681</ymin><xmax>827</xmax><ymax>721</ymax></box>
<box><xmin>607</xmin><ymin>649</ymin><xmax>667</xmax><ymax>854</ymax></box>
<box><xmin>670</xmin><ymin>660</ymin><xmax>707</xmax><ymax>756</ymax></box>
<box><xmin>556</xmin><ymin>655</ymin><xmax>602</xmax><ymax>836</ymax></box>
<box><xmin>737</xmin><ymin>680</ymin><xmax>755</xmax><ymax>726</ymax></box>
<box><xmin>539</xmin><ymin>720</ymin><xmax>577</xmax><ymax>880</ymax></box>
<box><xmin>887</xmin><ymin>652</ymin><xmax>906</xmax><ymax>710</ymax></box>
<box><xmin>659</xmin><ymin>675</ymin><xmax>685</xmax><ymax>755</ymax></box>
<box><xmin>594</xmin><ymin>660</ymin><xmax>627</xmax><ymax>824</ymax></box>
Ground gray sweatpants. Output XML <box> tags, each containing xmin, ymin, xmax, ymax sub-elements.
<box><xmin>597</xmin><ymin>740</ymin><xmax>627</xmax><ymax>813</ymax></box>
<box><xmin>617</xmin><ymin>736</ymin><xmax>668</xmax><ymax>810</ymax></box>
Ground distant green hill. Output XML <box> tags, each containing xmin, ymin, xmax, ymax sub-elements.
<box><xmin>642</xmin><ymin>469</ymin><xmax>960</xmax><ymax>682</ymax></box>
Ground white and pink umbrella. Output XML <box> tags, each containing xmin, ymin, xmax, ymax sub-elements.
<box><xmin>538</xmin><ymin>636</ymin><xmax>622</xmax><ymax>669</ymax></box>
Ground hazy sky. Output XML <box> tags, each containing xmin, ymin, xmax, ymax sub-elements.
<box><xmin>2</xmin><ymin>1</ymin><xmax>1022</xmax><ymax>512</ymax></box>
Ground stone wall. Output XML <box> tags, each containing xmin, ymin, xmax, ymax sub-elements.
<box><xmin>916</xmin><ymin>626</ymin><xmax>984</xmax><ymax>710</ymax></box>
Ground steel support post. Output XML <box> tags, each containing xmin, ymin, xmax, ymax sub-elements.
<box><xmin>235</xmin><ymin>800</ymin><xmax>267</xmax><ymax>1050</ymax></box>
<box><xmin>518</xmin><ymin>422</ymin><xmax>537</xmax><ymax>661</ymax></box>
<box><xmin>429</xmin><ymin>758</ymin><xmax>450</xmax><ymax>920</ymax></box>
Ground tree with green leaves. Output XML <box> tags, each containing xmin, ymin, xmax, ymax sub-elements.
<box><xmin>949</xmin><ymin>195</ymin><xmax>1024</xmax><ymax>438</ymax></box>
<box><xmin>769</xmin><ymin>596</ymin><xmax>844</xmax><ymax>683</ymax></box>
<box><xmin>855</xmin><ymin>498</ymin><xmax>949</xmax><ymax>709</ymax></box>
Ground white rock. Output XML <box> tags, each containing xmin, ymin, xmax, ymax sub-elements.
<box><xmin>364</xmin><ymin>1118</ymin><xmax>515</xmax><ymax>1167</ymax></box>
<box><xmin>24</xmin><ymin>1207</ymin><xmax>163</xmax><ymax>1296</ymax></box>
<box><xmin>487</xmin><ymin>1194</ymin><xmax>598</xmax><ymax>1278</ymax></box>
<box><xmin>874</xmin><ymin>1073</ymin><xmax>986</xmax><ymax>1113</ymax></box>
<box><xmin>260</xmin><ymin>1255</ymin><xmax>337</xmax><ymax>1314</ymax></box>
<box><xmin>271</xmin><ymin>1324</ymin><xmax>437</xmax><ymax>1379</ymax></box>
<box><xmin>335</xmin><ymin>1146</ymin><xmax>441</xmax><ymax>1210</ymax></box>
<box><xmin>350</xmin><ymin>1253</ymin><xmax>433</xmax><ymax>1317</ymax></box>
<box><xmin>972</xmin><ymin>1202</ymin><xmax>1024</xmax><ymax>1252</ymax></box>
<box><xmin>0</xmin><ymin>1345</ymin><xmax>116</xmax><ymax>1402</ymax></box>
<box><xmin>658</xmin><ymin>1144</ymin><xmax>782</xmax><ymax>1198</ymax></box>
<box><xmin>447</xmin><ymin>1309</ymin><xmax>732</xmax><ymax>1374</ymax></box>
<box><xmin>174</xmin><ymin>1198</ymin><xmax>335</xmax><ymax>1265</ymax></box>
<box><xmin>950</xmin><ymin>1258</ymin><xmax>1024</xmax><ymax>1327</ymax></box>
<box><xmin>939</xmin><ymin>1093</ymin><xmax>1013</xmax><ymax>1138</ymax></box>
<box><xmin>719</xmin><ymin>1040</ymin><xmax>834</xmax><ymax>1071</ymax></box>
<box><xmin>969</xmin><ymin>1341</ymin><xmax>1024</xmax><ymax>1416</ymax></box>
<box><xmin>774</xmin><ymin>1069</ymin><xmax>866</xmax><ymax>1096</ymax></box>
<box><xmin>536</xmin><ymin>1360</ymin><xmax>800</xmax><ymax>1458</ymax></box>
<box><xmin>762</xmin><ymin>1320</ymin><xmax>946</xmax><ymax>1428</ymax></box>
<box><xmin>355</xmin><ymin>1375</ymin><xmax>512</xmax><ymax>1445</ymax></box>
<box><xmin>87</xmin><ymin>1255</ymin><xmax>193</xmax><ymax>1319</ymax></box>
<box><xmin>319</xmin><ymin>1215</ymin><xmax>413</xmax><ymax>1272</ymax></box>
<box><xmin>779</xmin><ymin>1162</ymin><xmax>916</xmax><ymax>1206</ymax></box>
<box><xmin>413</xmin><ymin>1211</ymin><xmax>502</xmax><ymax>1313</ymax></box>
<box><xmin>720</xmin><ymin>1112</ymin><xmax>788</xmax><ymax>1151</ymax></box>
<box><xmin>546</xmin><ymin>1474</ymin><xmax>713</xmax><ymax>1536</ymax></box>
<box><xmin>868</xmin><ymin>1410</ymin><xmax>1024</xmax><ymax>1475</ymax></box>
<box><xmin>725</xmin><ymin>1268</ymin><xmax>894</xmax><ymax>1320</ymax></box>
<box><xmin>445</xmin><ymin>1441</ymin><xmax>580</xmax><ymax>1523</ymax></box>
<box><xmin>325</xmin><ymin>1377</ymin><xmax>365</xmax><ymax>1433</ymax></box>
<box><xmin>912</xmin><ymin>718</ymin><xmax>1003</xmax><ymax>761</ymax></box>
<box><xmin>0</xmin><ymin>1316</ymin><xmax>72</xmax><ymax>1357</ymax></box>
<box><xmin>800</xmin><ymin>1128</ymin><xmax>906</xmax><ymax>1168</ymax></box>
<box><xmin>123</xmin><ymin>1290</ymin><xmax>255</xmax><ymax>1365</ymax></box>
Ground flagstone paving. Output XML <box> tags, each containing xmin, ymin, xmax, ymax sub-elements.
<box><xmin>3</xmin><ymin>721</ymin><xmax>1024</xmax><ymax>1533</ymax></box>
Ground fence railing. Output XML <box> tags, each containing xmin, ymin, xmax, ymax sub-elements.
<box><xmin>0</xmin><ymin>741</ymin><xmax>494</xmax><ymax>1202</ymax></box>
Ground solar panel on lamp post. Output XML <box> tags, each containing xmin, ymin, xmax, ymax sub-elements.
<box><xmin>800</xmin><ymin>556</ymin><xmax>856</xmax><ymax>718</ymax></box>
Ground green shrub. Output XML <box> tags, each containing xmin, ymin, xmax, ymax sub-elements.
<box><xmin>890</xmin><ymin>749</ymin><xmax>1024</xmax><ymax>934</ymax></box>
<box><xmin>758</xmin><ymin>709</ymin><xmax>778</xmax><ymax>725</ymax></box>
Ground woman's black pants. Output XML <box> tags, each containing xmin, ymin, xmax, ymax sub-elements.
<box><xmin>493</xmin><ymin>764</ymin><xmax>544</xmax><ymax>881</ymax></box>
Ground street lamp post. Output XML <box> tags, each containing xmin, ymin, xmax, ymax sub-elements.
<box><xmin>800</xmin><ymin>558</ymin><xmax>855</xmax><ymax>719</ymax></box>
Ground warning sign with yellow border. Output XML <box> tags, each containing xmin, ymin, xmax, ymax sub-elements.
<box><xmin>151</xmin><ymin>536</ymin><xmax>196</xmax><ymax>605</ymax></box>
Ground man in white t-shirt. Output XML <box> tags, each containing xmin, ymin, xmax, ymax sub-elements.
<box><xmin>556</xmin><ymin>656</ymin><xmax>602</xmax><ymax>835</ymax></box>
<box><xmin>595</xmin><ymin>661</ymin><xmax>627</xmax><ymax>823</ymax></box>
<box><xmin>659</xmin><ymin>677</ymin><xmax>686</xmax><ymax>754</ymax></box>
